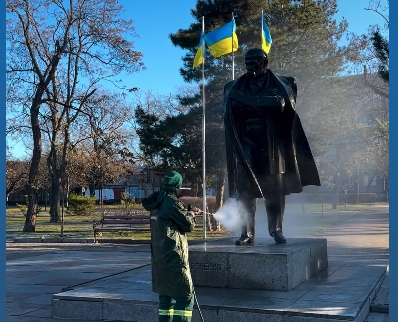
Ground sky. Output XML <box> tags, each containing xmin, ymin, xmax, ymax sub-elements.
<box><xmin>120</xmin><ymin>0</ymin><xmax>389</xmax><ymax>96</ymax></box>
<box><xmin>7</xmin><ymin>0</ymin><xmax>389</xmax><ymax>158</ymax></box>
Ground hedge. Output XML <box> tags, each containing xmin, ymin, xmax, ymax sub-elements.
<box><xmin>179</xmin><ymin>196</ymin><xmax>217</xmax><ymax>213</ymax></box>
<box><xmin>286</xmin><ymin>193</ymin><xmax>378</xmax><ymax>204</ymax></box>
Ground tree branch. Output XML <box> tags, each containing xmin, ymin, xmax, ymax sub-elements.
<box><xmin>39</xmin><ymin>99</ymin><xmax>93</xmax><ymax>118</ymax></box>
<box><xmin>364</xmin><ymin>8</ymin><xmax>389</xmax><ymax>26</ymax></box>
<box><xmin>362</xmin><ymin>65</ymin><xmax>389</xmax><ymax>98</ymax></box>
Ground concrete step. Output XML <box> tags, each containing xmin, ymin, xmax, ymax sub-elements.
<box><xmin>365</xmin><ymin>312</ymin><xmax>389</xmax><ymax>322</ymax></box>
<box><xmin>52</xmin><ymin>262</ymin><xmax>387</xmax><ymax>322</ymax></box>
<box><xmin>370</xmin><ymin>269</ymin><xmax>389</xmax><ymax>313</ymax></box>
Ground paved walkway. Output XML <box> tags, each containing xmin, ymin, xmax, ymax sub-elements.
<box><xmin>6</xmin><ymin>203</ymin><xmax>389</xmax><ymax>321</ymax></box>
<box><xmin>6</xmin><ymin>244</ymin><xmax>151</xmax><ymax>322</ymax></box>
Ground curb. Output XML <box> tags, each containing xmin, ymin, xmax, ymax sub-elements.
<box><xmin>10</xmin><ymin>237</ymin><xmax>150</xmax><ymax>244</ymax></box>
<box><xmin>9</xmin><ymin>236</ymin><xmax>227</xmax><ymax>245</ymax></box>
<box><xmin>96</xmin><ymin>238</ymin><xmax>151</xmax><ymax>244</ymax></box>
<box><xmin>371</xmin><ymin>269</ymin><xmax>389</xmax><ymax>314</ymax></box>
<box><xmin>12</xmin><ymin>237</ymin><xmax>96</xmax><ymax>243</ymax></box>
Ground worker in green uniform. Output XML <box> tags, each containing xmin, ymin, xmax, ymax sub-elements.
<box><xmin>142</xmin><ymin>171</ymin><xmax>200</xmax><ymax>322</ymax></box>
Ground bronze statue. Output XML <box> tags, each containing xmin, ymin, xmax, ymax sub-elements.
<box><xmin>223</xmin><ymin>48</ymin><xmax>321</xmax><ymax>245</ymax></box>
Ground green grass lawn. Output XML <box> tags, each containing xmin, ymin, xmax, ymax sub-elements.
<box><xmin>5</xmin><ymin>204</ymin><xmax>230</xmax><ymax>240</ymax></box>
<box><xmin>6</xmin><ymin>202</ymin><xmax>373</xmax><ymax>240</ymax></box>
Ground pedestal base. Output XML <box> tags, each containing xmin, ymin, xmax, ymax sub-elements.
<box><xmin>189</xmin><ymin>237</ymin><xmax>328</xmax><ymax>291</ymax></box>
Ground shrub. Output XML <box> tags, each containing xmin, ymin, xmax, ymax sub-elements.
<box><xmin>16</xmin><ymin>203</ymin><xmax>27</xmax><ymax>216</ymax></box>
<box><xmin>68</xmin><ymin>193</ymin><xmax>96</xmax><ymax>216</ymax></box>
<box><xmin>286</xmin><ymin>193</ymin><xmax>378</xmax><ymax>204</ymax></box>
<box><xmin>118</xmin><ymin>192</ymin><xmax>135</xmax><ymax>215</ymax></box>
<box><xmin>357</xmin><ymin>193</ymin><xmax>378</xmax><ymax>203</ymax></box>
<box><xmin>16</xmin><ymin>195</ymin><xmax>42</xmax><ymax>216</ymax></box>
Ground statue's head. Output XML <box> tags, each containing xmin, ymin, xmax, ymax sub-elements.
<box><xmin>244</xmin><ymin>48</ymin><xmax>268</xmax><ymax>77</ymax></box>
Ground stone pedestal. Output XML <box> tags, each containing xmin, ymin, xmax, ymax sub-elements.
<box><xmin>189</xmin><ymin>237</ymin><xmax>328</xmax><ymax>291</ymax></box>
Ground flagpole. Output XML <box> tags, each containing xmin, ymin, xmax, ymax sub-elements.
<box><xmin>201</xmin><ymin>16</ymin><xmax>207</xmax><ymax>240</ymax></box>
<box><xmin>231</xmin><ymin>12</ymin><xmax>235</xmax><ymax>80</ymax></box>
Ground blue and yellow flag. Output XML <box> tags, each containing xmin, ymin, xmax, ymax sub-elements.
<box><xmin>203</xmin><ymin>18</ymin><xmax>238</xmax><ymax>58</ymax></box>
<box><xmin>193</xmin><ymin>32</ymin><xmax>205</xmax><ymax>68</ymax></box>
<box><xmin>261</xmin><ymin>17</ymin><xmax>272</xmax><ymax>55</ymax></box>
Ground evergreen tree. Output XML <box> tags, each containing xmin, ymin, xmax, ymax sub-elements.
<box><xmin>370</xmin><ymin>30</ymin><xmax>389</xmax><ymax>85</ymax></box>
<box><xmin>135</xmin><ymin>104</ymin><xmax>204</xmax><ymax>189</ymax></box>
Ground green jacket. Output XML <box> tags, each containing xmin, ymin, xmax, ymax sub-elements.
<box><xmin>142</xmin><ymin>188</ymin><xmax>196</xmax><ymax>299</ymax></box>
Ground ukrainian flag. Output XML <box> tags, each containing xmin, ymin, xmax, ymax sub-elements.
<box><xmin>193</xmin><ymin>33</ymin><xmax>205</xmax><ymax>68</ymax></box>
<box><xmin>261</xmin><ymin>18</ymin><xmax>272</xmax><ymax>55</ymax></box>
<box><xmin>203</xmin><ymin>18</ymin><xmax>238</xmax><ymax>58</ymax></box>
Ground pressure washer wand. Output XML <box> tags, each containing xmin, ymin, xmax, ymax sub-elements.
<box><xmin>197</xmin><ymin>209</ymin><xmax>213</xmax><ymax>215</ymax></box>
<box><xmin>188</xmin><ymin>204</ymin><xmax>205</xmax><ymax>321</ymax></box>
<box><xmin>189</xmin><ymin>205</ymin><xmax>212</xmax><ymax>215</ymax></box>
<box><xmin>192</xmin><ymin>287</ymin><xmax>205</xmax><ymax>322</ymax></box>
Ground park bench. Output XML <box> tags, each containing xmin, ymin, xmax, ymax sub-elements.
<box><xmin>93</xmin><ymin>213</ymin><xmax>151</xmax><ymax>242</ymax></box>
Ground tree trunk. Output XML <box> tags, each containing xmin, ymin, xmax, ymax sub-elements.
<box><xmin>49</xmin><ymin>173</ymin><xmax>62</xmax><ymax>222</ymax></box>
<box><xmin>23</xmin><ymin>100</ymin><xmax>42</xmax><ymax>232</ymax></box>
<box><xmin>6</xmin><ymin>184</ymin><xmax>15</xmax><ymax>196</ymax></box>
<box><xmin>24</xmin><ymin>191</ymin><xmax>39</xmax><ymax>232</ymax></box>
<box><xmin>366</xmin><ymin>175</ymin><xmax>375</xmax><ymax>193</ymax></box>
<box><xmin>332</xmin><ymin>146</ymin><xmax>340</xmax><ymax>210</ymax></box>
<box><xmin>356</xmin><ymin>167</ymin><xmax>360</xmax><ymax>204</ymax></box>
<box><xmin>48</xmin><ymin>137</ymin><xmax>62</xmax><ymax>222</ymax></box>
<box><xmin>384</xmin><ymin>176</ymin><xmax>389</xmax><ymax>202</ymax></box>
<box><xmin>89</xmin><ymin>183</ymin><xmax>96</xmax><ymax>197</ymax></box>
<box><xmin>214</xmin><ymin>168</ymin><xmax>227</xmax><ymax>231</ymax></box>
<box><xmin>332</xmin><ymin>171</ymin><xmax>338</xmax><ymax>209</ymax></box>
<box><xmin>215</xmin><ymin>168</ymin><xmax>227</xmax><ymax>210</ymax></box>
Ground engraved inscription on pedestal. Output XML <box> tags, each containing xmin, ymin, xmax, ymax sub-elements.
<box><xmin>189</xmin><ymin>251</ymin><xmax>229</xmax><ymax>288</ymax></box>
<box><xmin>191</xmin><ymin>263</ymin><xmax>222</xmax><ymax>272</ymax></box>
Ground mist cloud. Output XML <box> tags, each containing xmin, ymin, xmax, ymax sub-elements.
<box><xmin>213</xmin><ymin>198</ymin><xmax>249</xmax><ymax>233</ymax></box>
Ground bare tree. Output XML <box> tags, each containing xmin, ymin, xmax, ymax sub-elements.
<box><xmin>6</xmin><ymin>159</ymin><xmax>29</xmax><ymax>197</ymax></box>
<box><xmin>6</xmin><ymin>0</ymin><xmax>144</xmax><ymax>231</ymax></box>
<box><xmin>77</xmin><ymin>91</ymin><xmax>136</xmax><ymax>196</ymax></box>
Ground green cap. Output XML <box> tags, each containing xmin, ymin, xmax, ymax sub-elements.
<box><xmin>163</xmin><ymin>171</ymin><xmax>183</xmax><ymax>189</ymax></box>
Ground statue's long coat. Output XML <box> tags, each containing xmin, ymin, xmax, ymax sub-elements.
<box><xmin>223</xmin><ymin>69</ymin><xmax>321</xmax><ymax>198</ymax></box>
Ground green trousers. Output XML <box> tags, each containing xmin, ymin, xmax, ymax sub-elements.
<box><xmin>158</xmin><ymin>294</ymin><xmax>194</xmax><ymax>322</ymax></box>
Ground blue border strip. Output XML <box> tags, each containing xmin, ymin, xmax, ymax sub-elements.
<box><xmin>2</xmin><ymin>0</ymin><xmax>7</xmax><ymax>319</ymax></box>
<box><xmin>389</xmin><ymin>1</ymin><xmax>395</xmax><ymax>321</ymax></box>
